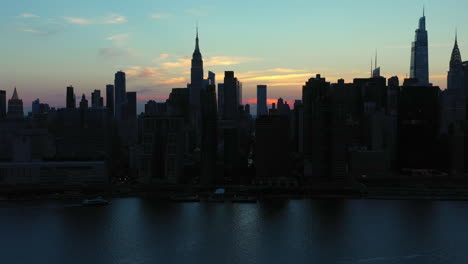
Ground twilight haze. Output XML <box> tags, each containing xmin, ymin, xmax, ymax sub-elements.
<box><xmin>0</xmin><ymin>0</ymin><xmax>466</xmax><ymax>112</ymax></box>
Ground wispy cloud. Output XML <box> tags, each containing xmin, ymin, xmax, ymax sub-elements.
<box><xmin>17</xmin><ymin>13</ymin><xmax>39</xmax><ymax>18</ymax></box>
<box><xmin>19</xmin><ymin>28</ymin><xmax>41</xmax><ymax>33</ymax></box>
<box><xmin>63</xmin><ymin>17</ymin><xmax>92</xmax><ymax>25</ymax></box>
<box><xmin>63</xmin><ymin>14</ymin><xmax>127</xmax><ymax>25</ymax></box>
<box><xmin>106</xmin><ymin>33</ymin><xmax>129</xmax><ymax>41</ymax></box>
<box><xmin>152</xmin><ymin>77</ymin><xmax>187</xmax><ymax>85</ymax></box>
<box><xmin>150</xmin><ymin>13</ymin><xmax>171</xmax><ymax>19</ymax></box>
<box><xmin>106</xmin><ymin>33</ymin><xmax>129</xmax><ymax>46</ymax></box>
<box><xmin>160</xmin><ymin>58</ymin><xmax>191</xmax><ymax>68</ymax></box>
<box><xmin>126</xmin><ymin>66</ymin><xmax>164</xmax><ymax>79</ymax></box>
<box><xmin>158</xmin><ymin>55</ymin><xmax>258</xmax><ymax>69</ymax></box>
<box><xmin>104</xmin><ymin>14</ymin><xmax>127</xmax><ymax>24</ymax></box>
<box><xmin>205</xmin><ymin>56</ymin><xmax>258</xmax><ymax>66</ymax></box>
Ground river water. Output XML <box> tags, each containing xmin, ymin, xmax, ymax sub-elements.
<box><xmin>1</xmin><ymin>198</ymin><xmax>468</xmax><ymax>264</ymax></box>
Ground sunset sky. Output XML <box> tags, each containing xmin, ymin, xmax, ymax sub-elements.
<box><xmin>1</xmin><ymin>0</ymin><xmax>467</xmax><ymax>113</ymax></box>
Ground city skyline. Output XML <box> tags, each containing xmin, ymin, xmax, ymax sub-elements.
<box><xmin>1</xmin><ymin>1</ymin><xmax>467</xmax><ymax>112</ymax></box>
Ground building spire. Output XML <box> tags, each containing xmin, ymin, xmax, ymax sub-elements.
<box><xmin>423</xmin><ymin>5</ymin><xmax>425</xmax><ymax>17</ymax></box>
<box><xmin>194</xmin><ymin>23</ymin><xmax>200</xmax><ymax>55</ymax></box>
<box><xmin>12</xmin><ymin>87</ymin><xmax>19</xmax><ymax>100</ymax></box>
<box><xmin>450</xmin><ymin>30</ymin><xmax>462</xmax><ymax>70</ymax></box>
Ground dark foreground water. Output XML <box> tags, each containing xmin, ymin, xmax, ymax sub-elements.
<box><xmin>1</xmin><ymin>198</ymin><xmax>468</xmax><ymax>264</ymax></box>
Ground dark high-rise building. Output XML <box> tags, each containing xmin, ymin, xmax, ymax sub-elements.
<box><xmin>236</xmin><ymin>80</ymin><xmax>242</xmax><ymax>106</ymax></box>
<box><xmin>223</xmin><ymin>71</ymin><xmax>239</xmax><ymax>120</ymax></box>
<box><xmin>463</xmin><ymin>61</ymin><xmax>468</xmax><ymax>99</ymax></box>
<box><xmin>208</xmin><ymin>71</ymin><xmax>215</xmax><ymax>85</ymax></box>
<box><xmin>189</xmin><ymin>27</ymin><xmax>204</xmax><ymax>129</ymax></box>
<box><xmin>257</xmin><ymin>85</ymin><xmax>267</xmax><ymax>117</ymax></box>
<box><xmin>145</xmin><ymin>100</ymin><xmax>167</xmax><ymax>115</ymax></box>
<box><xmin>114</xmin><ymin>71</ymin><xmax>126</xmax><ymax>120</ymax></box>
<box><xmin>7</xmin><ymin>87</ymin><xmax>24</xmax><ymax>119</ymax></box>
<box><xmin>302</xmin><ymin>74</ymin><xmax>347</xmax><ymax>181</ymax></box>
<box><xmin>126</xmin><ymin>92</ymin><xmax>137</xmax><ymax>119</ymax></box>
<box><xmin>200</xmin><ymin>83</ymin><xmax>218</xmax><ymax>185</ymax></box>
<box><xmin>32</xmin><ymin>99</ymin><xmax>40</xmax><ymax>115</ymax></box>
<box><xmin>442</xmin><ymin>34</ymin><xmax>466</xmax><ymax>128</ymax></box>
<box><xmin>217</xmin><ymin>83</ymin><xmax>224</xmax><ymax>118</ymax></box>
<box><xmin>410</xmin><ymin>10</ymin><xmax>429</xmax><ymax>85</ymax></box>
<box><xmin>255</xmin><ymin>115</ymin><xmax>290</xmax><ymax>179</ymax></box>
<box><xmin>106</xmin><ymin>84</ymin><xmax>114</xmax><ymax>116</ymax></box>
<box><xmin>398</xmin><ymin>84</ymin><xmax>441</xmax><ymax>170</ymax></box>
<box><xmin>168</xmin><ymin>88</ymin><xmax>189</xmax><ymax>118</ymax></box>
<box><xmin>441</xmin><ymin>35</ymin><xmax>465</xmax><ymax>134</ymax></box>
<box><xmin>79</xmin><ymin>94</ymin><xmax>88</xmax><ymax>110</ymax></box>
<box><xmin>91</xmin><ymin>89</ymin><xmax>103</xmax><ymax>108</ymax></box>
<box><xmin>66</xmin><ymin>86</ymin><xmax>76</xmax><ymax>109</ymax></box>
<box><xmin>447</xmin><ymin>35</ymin><xmax>464</xmax><ymax>93</ymax></box>
<box><xmin>0</xmin><ymin>90</ymin><xmax>6</xmax><ymax>118</ymax></box>
<box><xmin>388</xmin><ymin>76</ymin><xmax>400</xmax><ymax>87</ymax></box>
<box><xmin>190</xmin><ymin>27</ymin><xmax>204</xmax><ymax>107</ymax></box>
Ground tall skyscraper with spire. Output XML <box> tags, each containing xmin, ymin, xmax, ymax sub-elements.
<box><xmin>188</xmin><ymin>26</ymin><xmax>205</xmax><ymax>148</ymax></box>
<box><xmin>410</xmin><ymin>8</ymin><xmax>429</xmax><ymax>85</ymax></box>
<box><xmin>448</xmin><ymin>32</ymin><xmax>464</xmax><ymax>92</ymax></box>
<box><xmin>190</xmin><ymin>26</ymin><xmax>204</xmax><ymax>108</ymax></box>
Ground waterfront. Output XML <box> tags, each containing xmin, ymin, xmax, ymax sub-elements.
<box><xmin>1</xmin><ymin>198</ymin><xmax>468</xmax><ymax>264</ymax></box>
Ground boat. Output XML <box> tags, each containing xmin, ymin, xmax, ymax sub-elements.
<box><xmin>231</xmin><ymin>195</ymin><xmax>257</xmax><ymax>203</ymax></box>
<box><xmin>81</xmin><ymin>197</ymin><xmax>109</xmax><ymax>206</ymax></box>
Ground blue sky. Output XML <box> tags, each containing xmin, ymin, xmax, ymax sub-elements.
<box><xmin>0</xmin><ymin>0</ymin><xmax>467</xmax><ymax>112</ymax></box>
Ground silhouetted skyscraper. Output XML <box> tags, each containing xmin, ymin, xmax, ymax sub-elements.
<box><xmin>0</xmin><ymin>90</ymin><xmax>6</xmax><ymax>118</ymax></box>
<box><xmin>106</xmin><ymin>84</ymin><xmax>114</xmax><ymax>116</ymax></box>
<box><xmin>126</xmin><ymin>92</ymin><xmax>137</xmax><ymax>119</ymax></box>
<box><xmin>208</xmin><ymin>71</ymin><xmax>215</xmax><ymax>85</ymax></box>
<box><xmin>236</xmin><ymin>80</ymin><xmax>243</xmax><ymax>106</ymax></box>
<box><xmin>7</xmin><ymin>87</ymin><xmax>23</xmax><ymax>119</ymax></box>
<box><xmin>257</xmin><ymin>85</ymin><xmax>267</xmax><ymax>117</ymax></box>
<box><xmin>302</xmin><ymin>75</ymin><xmax>347</xmax><ymax>181</ymax></box>
<box><xmin>32</xmin><ymin>99</ymin><xmax>40</xmax><ymax>115</ymax></box>
<box><xmin>223</xmin><ymin>71</ymin><xmax>239</xmax><ymax>120</ymax></box>
<box><xmin>187</xmin><ymin>27</ymin><xmax>205</xmax><ymax>148</ymax></box>
<box><xmin>398</xmin><ymin>84</ymin><xmax>440</xmax><ymax>170</ymax></box>
<box><xmin>448</xmin><ymin>34</ymin><xmax>464</xmax><ymax>93</ymax></box>
<box><xmin>441</xmin><ymin>34</ymin><xmax>465</xmax><ymax>133</ymax></box>
<box><xmin>410</xmin><ymin>10</ymin><xmax>429</xmax><ymax>85</ymax></box>
<box><xmin>200</xmin><ymin>83</ymin><xmax>218</xmax><ymax>185</ymax></box>
<box><xmin>91</xmin><ymin>90</ymin><xmax>103</xmax><ymax>108</ymax></box>
<box><xmin>255</xmin><ymin>115</ymin><xmax>290</xmax><ymax>179</ymax></box>
<box><xmin>217</xmin><ymin>83</ymin><xmax>224</xmax><ymax>118</ymax></box>
<box><xmin>79</xmin><ymin>94</ymin><xmax>88</xmax><ymax>110</ymax></box>
<box><xmin>114</xmin><ymin>71</ymin><xmax>126</xmax><ymax>120</ymax></box>
<box><xmin>66</xmin><ymin>86</ymin><xmax>76</xmax><ymax>109</ymax></box>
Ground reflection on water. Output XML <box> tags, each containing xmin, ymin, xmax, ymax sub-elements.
<box><xmin>1</xmin><ymin>198</ymin><xmax>467</xmax><ymax>264</ymax></box>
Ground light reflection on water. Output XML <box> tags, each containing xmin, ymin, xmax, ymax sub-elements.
<box><xmin>0</xmin><ymin>198</ymin><xmax>467</xmax><ymax>264</ymax></box>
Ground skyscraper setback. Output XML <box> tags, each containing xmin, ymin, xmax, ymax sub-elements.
<box><xmin>410</xmin><ymin>10</ymin><xmax>429</xmax><ymax>85</ymax></box>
